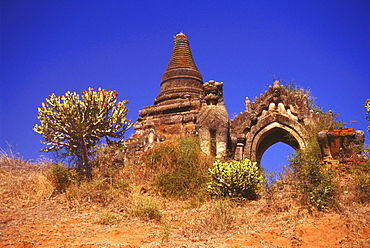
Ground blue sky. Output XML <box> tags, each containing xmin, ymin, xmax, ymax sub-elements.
<box><xmin>1</xmin><ymin>1</ymin><xmax>369</xmax><ymax>172</ymax></box>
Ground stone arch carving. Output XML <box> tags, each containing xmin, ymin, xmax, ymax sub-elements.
<box><xmin>127</xmin><ymin>34</ymin><xmax>365</xmax><ymax>165</ymax></box>
<box><xmin>230</xmin><ymin>81</ymin><xmax>318</xmax><ymax>162</ymax></box>
<box><xmin>247</xmin><ymin>119</ymin><xmax>306</xmax><ymax>163</ymax></box>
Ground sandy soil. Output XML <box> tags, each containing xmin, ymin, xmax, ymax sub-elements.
<box><xmin>1</xmin><ymin>195</ymin><xmax>369</xmax><ymax>248</ymax></box>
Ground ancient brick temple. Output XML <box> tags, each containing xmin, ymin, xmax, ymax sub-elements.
<box><xmin>127</xmin><ymin>33</ymin><xmax>206</xmax><ymax>155</ymax></box>
<box><xmin>126</xmin><ymin>33</ymin><xmax>365</xmax><ymax>163</ymax></box>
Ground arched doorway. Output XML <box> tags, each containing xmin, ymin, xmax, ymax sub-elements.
<box><xmin>230</xmin><ymin>81</ymin><xmax>314</xmax><ymax>162</ymax></box>
<box><xmin>260</xmin><ymin>142</ymin><xmax>295</xmax><ymax>180</ymax></box>
<box><xmin>252</xmin><ymin>123</ymin><xmax>303</xmax><ymax>164</ymax></box>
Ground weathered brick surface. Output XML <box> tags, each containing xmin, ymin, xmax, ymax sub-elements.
<box><xmin>125</xmin><ymin>34</ymin><xmax>365</xmax><ymax>165</ymax></box>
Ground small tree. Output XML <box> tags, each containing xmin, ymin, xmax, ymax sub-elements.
<box><xmin>34</xmin><ymin>88</ymin><xmax>132</xmax><ymax>179</ymax></box>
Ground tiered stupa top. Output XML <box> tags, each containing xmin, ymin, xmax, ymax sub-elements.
<box><xmin>154</xmin><ymin>33</ymin><xmax>203</xmax><ymax>105</ymax></box>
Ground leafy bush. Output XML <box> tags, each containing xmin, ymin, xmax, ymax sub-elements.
<box><xmin>142</xmin><ymin>136</ymin><xmax>212</xmax><ymax>199</ymax></box>
<box><xmin>97</xmin><ymin>211</ymin><xmax>120</xmax><ymax>225</ymax></box>
<box><xmin>353</xmin><ymin>154</ymin><xmax>370</xmax><ymax>203</ymax></box>
<box><xmin>64</xmin><ymin>175</ymin><xmax>130</xmax><ymax>208</ymax></box>
<box><xmin>288</xmin><ymin>104</ymin><xmax>338</xmax><ymax>211</ymax></box>
<box><xmin>49</xmin><ymin>154</ymin><xmax>130</xmax><ymax>207</ymax></box>
<box><xmin>290</xmin><ymin>150</ymin><xmax>335</xmax><ymax>211</ymax></box>
<box><xmin>283</xmin><ymin>82</ymin><xmax>341</xmax><ymax>211</ymax></box>
<box><xmin>49</xmin><ymin>163</ymin><xmax>82</xmax><ymax>193</ymax></box>
<box><xmin>207</xmin><ymin>159</ymin><xmax>263</xmax><ymax>199</ymax></box>
<box><xmin>130</xmin><ymin>196</ymin><xmax>162</xmax><ymax>221</ymax></box>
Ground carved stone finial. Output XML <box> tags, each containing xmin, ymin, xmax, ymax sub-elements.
<box><xmin>271</xmin><ymin>80</ymin><xmax>284</xmax><ymax>103</ymax></box>
<box><xmin>245</xmin><ymin>97</ymin><xmax>251</xmax><ymax>112</ymax></box>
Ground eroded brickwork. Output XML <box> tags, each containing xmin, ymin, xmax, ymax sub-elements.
<box><xmin>125</xmin><ymin>33</ymin><xmax>365</xmax><ymax>165</ymax></box>
<box><xmin>318</xmin><ymin>128</ymin><xmax>365</xmax><ymax>170</ymax></box>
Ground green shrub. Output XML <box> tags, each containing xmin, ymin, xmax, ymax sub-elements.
<box><xmin>142</xmin><ymin>136</ymin><xmax>212</xmax><ymax>199</ymax></box>
<box><xmin>130</xmin><ymin>196</ymin><xmax>162</xmax><ymax>221</ymax></box>
<box><xmin>97</xmin><ymin>211</ymin><xmax>119</xmax><ymax>225</ymax></box>
<box><xmin>353</xmin><ymin>156</ymin><xmax>370</xmax><ymax>203</ymax></box>
<box><xmin>65</xmin><ymin>176</ymin><xmax>130</xmax><ymax>206</ymax></box>
<box><xmin>93</xmin><ymin>144</ymin><xmax>126</xmax><ymax>178</ymax></box>
<box><xmin>356</xmin><ymin>173</ymin><xmax>370</xmax><ymax>203</ymax></box>
<box><xmin>207</xmin><ymin>159</ymin><xmax>263</xmax><ymax>199</ymax></box>
<box><xmin>34</xmin><ymin>88</ymin><xmax>132</xmax><ymax>179</ymax></box>
<box><xmin>46</xmin><ymin>147</ymin><xmax>132</xmax><ymax>208</ymax></box>
<box><xmin>290</xmin><ymin>150</ymin><xmax>335</xmax><ymax>211</ymax></box>
<box><xmin>283</xmin><ymin>88</ymin><xmax>339</xmax><ymax>211</ymax></box>
<box><xmin>49</xmin><ymin>163</ymin><xmax>82</xmax><ymax>193</ymax></box>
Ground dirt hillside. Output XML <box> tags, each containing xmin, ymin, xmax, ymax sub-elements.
<box><xmin>1</xmin><ymin>194</ymin><xmax>369</xmax><ymax>248</ymax></box>
<box><xmin>0</xmin><ymin>153</ymin><xmax>369</xmax><ymax>248</ymax></box>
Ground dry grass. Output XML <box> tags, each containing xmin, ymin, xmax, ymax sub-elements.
<box><xmin>0</xmin><ymin>149</ymin><xmax>54</xmax><ymax>208</ymax></box>
<box><xmin>1</xmin><ymin>147</ymin><xmax>369</xmax><ymax>247</ymax></box>
<box><xmin>138</xmin><ymin>136</ymin><xmax>213</xmax><ymax>199</ymax></box>
<box><xmin>130</xmin><ymin>193</ymin><xmax>163</xmax><ymax>221</ymax></box>
<box><xmin>156</xmin><ymin>123</ymin><xmax>197</xmax><ymax>140</ymax></box>
<box><xmin>184</xmin><ymin>198</ymin><xmax>247</xmax><ymax>236</ymax></box>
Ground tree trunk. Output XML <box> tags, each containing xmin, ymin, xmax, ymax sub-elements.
<box><xmin>81</xmin><ymin>138</ymin><xmax>92</xmax><ymax>180</ymax></box>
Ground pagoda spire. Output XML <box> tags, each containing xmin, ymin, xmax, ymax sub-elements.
<box><xmin>163</xmin><ymin>33</ymin><xmax>201</xmax><ymax>79</ymax></box>
<box><xmin>154</xmin><ymin>33</ymin><xmax>203</xmax><ymax>105</ymax></box>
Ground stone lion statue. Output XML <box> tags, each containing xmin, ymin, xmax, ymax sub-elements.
<box><xmin>196</xmin><ymin>80</ymin><xmax>229</xmax><ymax>158</ymax></box>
